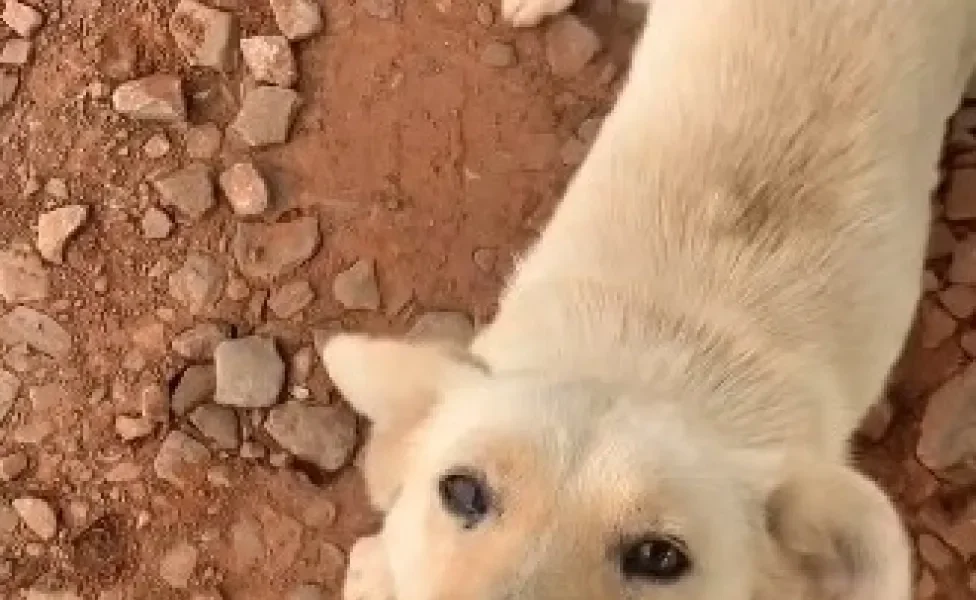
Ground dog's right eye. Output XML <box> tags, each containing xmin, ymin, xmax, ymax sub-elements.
<box><xmin>438</xmin><ymin>469</ymin><xmax>491</xmax><ymax>528</ymax></box>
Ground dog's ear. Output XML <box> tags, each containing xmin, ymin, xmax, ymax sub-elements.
<box><xmin>759</xmin><ymin>457</ymin><xmax>911</xmax><ymax>600</ymax></box>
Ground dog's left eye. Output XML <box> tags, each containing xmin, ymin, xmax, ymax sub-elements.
<box><xmin>619</xmin><ymin>536</ymin><xmax>691</xmax><ymax>582</ymax></box>
<box><xmin>438</xmin><ymin>469</ymin><xmax>491</xmax><ymax>527</ymax></box>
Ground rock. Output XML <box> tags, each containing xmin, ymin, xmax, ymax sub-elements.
<box><xmin>406</xmin><ymin>310</ymin><xmax>475</xmax><ymax>344</ymax></box>
<box><xmin>172</xmin><ymin>323</ymin><xmax>229</xmax><ymax>360</ymax></box>
<box><xmin>480</xmin><ymin>42</ymin><xmax>516</xmax><ymax>68</ymax></box>
<box><xmin>142</xmin><ymin>207</ymin><xmax>173</xmax><ymax>239</ymax></box>
<box><xmin>115</xmin><ymin>415</ymin><xmax>154</xmax><ymax>441</ymax></box>
<box><xmin>0</xmin><ymin>451</ymin><xmax>28</xmax><ymax>481</ymax></box>
<box><xmin>240</xmin><ymin>36</ymin><xmax>297</xmax><ymax>87</ymax></box>
<box><xmin>918</xmin><ymin>362</ymin><xmax>976</xmax><ymax>483</ymax></box>
<box><xmin>0</xmin><ymin>306</ymin><xmax>72</xmax><ymax>358</ymax></box>
<box><xmin>159</xmin><ymin>541</ymin><xmax>198</xmax><ymax>588</ymax></box>
<box><xmin>112</xmin><ymin>75</ymin><xmax>186</xmax><ymax>121</ymax></box>
<box><xmin>948</xmin><ymin>234</ymin><xmax>976</xmax><ymax>284</ymax></box>
<box><xmin>143</xmin><ymin>133</ymin><xmax>171</xmax><ymax>159</ymax></box>
<box><xmin>0</xmin><ymin>368</ymin><xmax>18</xmax><ymax>422</ymax></box>
<box><xmin>289</xmin><ymin>584</ymin><xmax>326</xmax><ymax>600</ymax></box>
<box><xmin>360</xmin><ymin>0</ymin><xmax>398</xmax><ymax>19</ymax></box>
<box><xmin>232</xmin><ymin>217</ymin><xmax>320</xmax><ymax>280</ymax></box>
<box><xmin>0</xmin><ymin>71</ymin><xmax>17</xmax><ymax>107</ymax></box>
<box><xmin>229</xmin><ymin>85</ymin><xmax>302</xmax><ymax>148</ymax></box>
<box><xmin>169</xmin><ymin>0</ymin><xmax>235</xmax><ymax>69</ymax></box>
<box><xmin>184</xmin><ymin>123</ymin><xmax>222</xmax><ymax>159</ymax></box>
<box><xmin>219</xmin><ymin>162</ymin><xmax>269</xmax><ymax>216</ymax></box>
<box><xmin>36</xmin><ymin>205</ymin><xmax>88</xmax><ymax>264</ymax></box>
<box><xmin>265</xmin><ymin>401</ymin><xmax>357</xmax><ymax>471</ymax></box>
<box><xmin>290</xmin><ymin>346</ymin><xmax>314</xmax><ymax>383</ymax></box>
<box><xmin>919</xmin><ymin>300</ymin><xmax>956</xmax><ymax>350</ymax></box>
<box><xmin>333</xmin><ymin>259</ymin><xmax>380</xmax><ymax>310</ymax></box>
<box><xmin>12</xmin><ymin>497</ymin><xmax>57</xmax><ymax>540</ymax></box>
<box><xmin>1</xmin><ymin>0</ymin><xmax>43</xmax><ymax>37</ymax></box>
<box><xmin>0</xmin><ymin>38</ymin><xmax>31</xmax><ymax>65</ymax></box>
<box><xmin>269</xmin><ymin>280</ymin><xmax>314</xmax><ymax>319</ymax></box>
<box><xmin>214</xmin><ymin>336</ymin><xmax>285</xmax><ymax>408</ymax></box>
<box><xmin>153</xmin><ymin>163</ymin><xmax>215</xmax><ymax>222</ymax></box>
<box><xmin>270</xmin><ymin>0</ymin><xmax>323</xmax><ymax>40</ymax></box>
<box><xmin>104</xmin><ymin>462</ymin><xmax>142</xmax><ymax>483</ymax></box>
<box><xmin>44</xmin><ymin>178</ymin><xmax>68</xmax><ymax>200</ymax></box>
<box><xmin>230</xmin><ymin>516</ymin><xmax>264</xmax><ymax>572</ymax></box>
<box><xmin>153</xmin><ymin>430</ymin><xmax>210</xmax><ymax>487</ymax></box>
<box><xmin>168</xmin><ymin>253</ymin><xmax>225</xmax><ymax>315</ymax></box>
<box><xmin>938</xmin><ymin>285</ymin><xmax>976</xmax><ymax>320</ymax></box>
<box><xmin>858</xmin><ymin>397</ymin><xmax>894</xmax><ymax>443</ymax></box>
<box><xmin>172</xmin><ymin>365</ymin><xmax>216</xmax><ymax>415</ymax></box>
<box><xmin>545</xmin><ymin>15</ymin><xmax>601</xmax><ymax>77</ymax></box>
<box><xmin>189</xmin><ymin>404</ymin><xmax>240</xmax><ymax>450</ymax></box>
<box><xmin>0</xmin><ymin>247</ymin><xmax>49</xmax><ymax>303</ymax></box>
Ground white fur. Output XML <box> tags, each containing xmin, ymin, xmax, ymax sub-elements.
<box><xmin>324</xmin><ymin>1</ymin><xmax>976</xmax><ymax>599</ymax></box>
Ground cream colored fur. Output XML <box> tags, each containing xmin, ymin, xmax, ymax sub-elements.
<box><xmin>326</xmin><ymin>1</ymin><xmax>976</xmax><ymax>599</ymax></box>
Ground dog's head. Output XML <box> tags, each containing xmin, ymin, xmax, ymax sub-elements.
<box><xmin>322</xmin><ymin>334</ymin><xmax>911</xmax><ymax>600</ymax></box>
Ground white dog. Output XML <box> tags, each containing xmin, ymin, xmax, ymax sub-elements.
<box><xmin>324</xmin><ymin>0</ymin><xmax>976</xmax><ymax>599</ymax></box>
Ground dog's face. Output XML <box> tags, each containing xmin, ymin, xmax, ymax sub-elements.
<box><xmin>323</xmin><ymin>335</ymin><xmax>911</xmax><ymax>600</ymax></box>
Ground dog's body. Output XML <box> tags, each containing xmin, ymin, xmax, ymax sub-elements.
<box><xmin>326</xmin><ymin>1</ymin><xmax>976</xmax><ymax>599</ymax></box>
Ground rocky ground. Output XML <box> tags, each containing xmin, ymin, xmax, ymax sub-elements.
<box><xmin>0</xmin><ymin>0</ymin><xmax>973</xmax><ymax>598</ymax></box>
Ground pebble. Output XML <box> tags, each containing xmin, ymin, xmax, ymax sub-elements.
<box><xmin>406</xmin><ymin>310</ymin><xmax>475</xmax><ymax>344</ymax></box>
<box><xmin>0</xmin><ymin>71</ymin><xmax>17</xmax><ymax>107</ymax></box>
<box><xmin>269</xmin><ymin>280</ymin><xmax>314</xmax><ymax>318</ymax></box>
<box><xmin>288</xmin><ymin>584</ymin><xmax>326</xmax><ymax>600</ymax></box>
<box><xmin>142</xmin><ymin>207</ymin><xmax>174</xmax><ymax>239</ymax></box>
<box><xmin>239</xmin><ymin>440</ymin><xmax>266</xmax><ymax>460</ymax></box>
<box><xmin>153</xmin><ymin>430</ymin><xmax>211</xmax><ymax>488</ymax></box>
<box><xmin>159</xmin><ymin>541</ymin><xmax>198</xmax><ymax>588</ymax></box>
<box><xmin>0</xmin><ymin>368</ymin><xmax>18</xmax><ymax>422</ymax></box>
<box><xmin>189</xmin><ymin>404</ymin><xmax>240</xmax><ymax>450</ymax></box>
<box><xmin>36</xmin><ymin>205</ymin><xmax>88</xmax><ymax>264</ymax></box>
<box><xmin>214</xmin><ymin>336</ymin><xmax>285</xmax><ymax>408</ymax></box>
<box><xmin>559</xmin><ymin>137</ymin><xmax>588</xmax><ymax>166</ymax></box>
<box><xmin>115</xmin><ymin>415</ymin><xmax>155</xmax><ymax>441</ymax></box>
<box><xmin>231</xmin><ymin>217</ymin><xmax>320</xmax><ymax>280</ymax></box>
<box><xmin>143</xmin><ymin>133</ymin><xmax>172</xmax><ymax>159</ymax></box>
<box><xmin>270</xmin><ymin>0</ymin><xmax>324</xmax><ymax>40</ymax></box>
<box><xmin>1</xmin><ymin>0</ymin><xmax>43</xmax><ymax>37</ymax></box>
<box><xmin>44</xmin><ymin>178</ymin><xmax>68</xmax><ymax>199</ymax></box>
<box><xmin>545</xmin><ymin>15</ymin><xmax>601</xmax><ymax>77</ymax></box>
<box><xmin>169</xmin><ymin>0</ymin><xmax>235</xmax><ymax>69</ymax></box>
<box><xmin>938</xmin><ymin>285</ymin><xmax>976</xmax><ymax>320</ymax></box>
<box><xmin>918</xmin><ymin>362</ymin><xmax>976</xmax><ymax>483</ymax></box>
<box><xmin>480</xmin><ymin>42</ymin><xmax>516</xmax><ymax>68</ymax></box>
<box><xmin>184</xmin><ymin>123</ymin><xmax>223</xmax><ymax>159</ymax></box>
<box><xmin>475</xmin><ymin>3</ymin><xmax>493</xmax><ymax>26</ymax></box>
<box><xmin>229</xmin><ymin>85</ymin><xmax>302</xmax><ymax>148</ymax></box>
<box><xmin>12</xmin><ymin>497</ymin><xmax>57</xmax><ymax>540</ymax></box>
<box><xmin>0</xmin><ymin>247</ymin><xmax>49</xmax><ymax>303</ymax></box>
<box><xmin>112</xmin><ymin>75</ymin><xmax>186</xmax><ymax>121</ymax></box>
<box><xmin>230</xmin><ymin>516</ymin><xmax>264</xmax><ymax>572</ymax></box>
<box><xmin>945</xmin><ymin>168</ymin><xmax>976</xmax><ymax>220</ymax></box>
<box><xmin>0</xmin><ymin>306</ymin><xmax>72</xmax><ymax>358</ymax></box>
<box><xmin>265</xmin><ymin>400</ymin><xmax>357</xmax><ymax>471</ymax></box>
<box><xmin>333</xmin><ymin>259</ymin><xmax>380</xmax><ymax>310</ymax></box>
<box><xmin>0</xmin><ymin>38</ymin><xmax>31</xmax><ymax>65</ymax></box>
<box><xmin>172</xmin><ymin>323</ymin><xmax>229</xmax><ymax>360</ymax></box>
<box><xmin>168</xmin><ymin>253</ymin><xmax>226</xmax><ymax>315</ymax></box>
<box><xmin>241</xmin><ymin>36</ymin><xmax>298</xmax><ymax>87</ymax></box>
<box><xmin>219</xmin><ymin>162</ymin><xmax>269</xmax><ymax>216</ymax></box>
<box><xmin>577</xmin><ymin>116</ymin><xmax>604</xmax><ymax>144</ymax></box>
<box><xmin>172</xmin><ymin>364</ymin><xmax>217</xmax><ymax>415</ymax></box>
<box><xmin>104</xmin><ymin>461</ymin><xmax>142</xmax><ymax>483</ymax></box>
<box><xmin>153</xmin><ymin>162</ymin><xmax>215</xmax><ymax>222</ymax></box>
<box><xmin>0</xmin><ymin>451</ymin><xmax>28</xmax><ymax>481</ymax></box>
<box><xmin>291</xmin><ymin>346</ymin><xmax>314</xmax><ymax>383</ymax></box>
<box><xmin>948</xmin><ymin>233</ymin><xmax>976</xmax><ymax>284</ymax></box>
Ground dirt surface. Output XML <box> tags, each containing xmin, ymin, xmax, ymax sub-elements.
<box><xmin>0</xmin><ymin>0</ymin><xmax>973</xmax><ymax>598</ymax></box>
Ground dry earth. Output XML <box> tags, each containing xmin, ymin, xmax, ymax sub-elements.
<box><xmin>0</xmin><ymin>0</ymin><xmax>974</xmax><ymax>598</ymax></box>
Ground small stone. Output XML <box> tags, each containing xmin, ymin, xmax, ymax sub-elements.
<box><xmin>1</xmin><ymin>0</ymin><xmax>43</xmax><ymax>37</ymax></box>
<box><xmin>189</xmin><ymin>404</ymin><xmax>240</xmax><ymax>450</ymax></box>
<box><xmin>480</xmin><ymin>41</ymin><xmax>515</xmax><ymax>68</ymax></box>
<box><xmin>0</xmin><ymin>71</ymin><xmax>17</xmax><ymax>106</ymax></box>
<box><xmin>168</xmin><ymin>253</ymin><xmax>225</xmax><ymax>314</ymax></box>
<box><xmin>0</xmin><ymin>368</ymin><xmax>18</xmax><ymax>422</ymax></box>
<box><xmin>270</xmin><ymin>0</ymin><xmax>323</xmax><ymax>40</ymax></box>
<box><xmin>143</xmin><ymin>133</ymin><xmax>171</xmax><ymax>159</ymax></box>
<box><xmin>265</xmin><ymin>400</ymin><xmax>357</xmax><ymax>471</ymax></box>
<box><xmin>945</xmin><ymin>169</ymin><xmax>976</xmax><ymax>221</ymax></box>
<box><xmin>153</xmin><ymin>162</ymin><xmax>215</xmax><ymax>222</ymax></box>
<box><xmin>159</xmin><ymin>541</ymin><xmax>198</xmax><ymax>588</ymax></box>
<box><xmin>112</xmin><ymin>75</ymin><xmax>186</xmax><ymax>121</ymax></box>
<box><xmin>44</xmin><ymin>178</ymin><xmax>68</xmax><ymax>199</ymax></box>
<box><xmin>0</xmin><ymin>306</ymin><xmax>72</xmax><ymax>358</ymax></box>
<box><xmin>0</xmin><ymin>452</ymin><xmax>28</xmax><ymax>481</ymax></box>
<box><xmin>219</xmin><ymin>162</ymin><xmax>269</xmax><ymax>216</ymax></box>
<box><xmin>12</xmin><ymin>497</ymin><xmax>57</xmax><ymax>540</ymax></box>
<box><xmin>918</xmin><ymin>362</ymin><xmax>976</xmax><ymax>482</ymax></box>
<box><xmin>169</xmin><ymin>0</ymin><xmax>235</xmax><ymax>69</ymax></box>
<box><xmin>142</xmin><ymin>207</ymin><xmax>173</xmax><ymax>239</ymax></box>
<box><xmin>214</xmin><ymin>336</ymin><xmax>285</xmax><ymax>408</ymax></box>
<box><xmin>184</xmin><ymin>123</ymin><xmax>222</xmax><ymax>159</ymax></box>
<box><xmin>858</xmin><ymin>397</ymin><xmax>894</xmax><ymax>442</ymax></box>
<box><xmin>115</xmin><ymin>415</ymin><xmax>154</xmax><ymax>441</ymax></box>
<box><xmin>241</xmin><ymin>36</ymin><xmax>297</xmax><ymax>87</ymax></box>
<box><xmin>333</xmin><ymin>259</ymin><xmax>380</xmax><ymax>310</ymax></box>
<box><xmin>172</xmin><ymin>323</ymin><xmax>229</xmax><ymax>359</ymax></box>
<box><xmin>545</xmin><ymin>15</ymin><xmax>601</xmax><ymax>77</ymax></box>
<box><xmin>360</xmin><ymin>0</ymin><xmax>398</xmax><ymax>19</ymax></box>
<box><xmin>919</xmin><ymin>300</ymin><xmax>956</xmax><ymax>350</ymax></box>
<box><xmin>104</xmin><ymin>462</ymin><xmax>142</xmax><ymax>482</ymax></box>
<box><xmin>232</xmin><ymin>217</ymin><xmax>320</xmax><ymax>281</ymax></box>
<box><xmin>407</xmin><ymin>310</ymin><xmax>475</xmax><ymax>344</ymax></box>
<box><xmin>0</xmin><ymin>37</ymin><xmax>31</xmax><ymax>65</ymax></box>
<box><xmin>948</xmin><ymin>234</ymin><xmax>976</xmax><ymax>284</ymax></box>
<box><xmin>229</xmin><ymin>85</ymin><xmax>302</xmax><ymax>148</ymax></box>
<box><xmin>172</xmin><ymin>365</ymin><xmax>217</xmax><ymax>415</ymax></box>
<box><xmin>154</xmin><ymin>430</ymin><xmax>210</xmax><ymax>487</ymax></box>
<box><xmin>938</xmin><ymin>285</ymin><xmax>976</xmax><ymax>320</ymax></box>
<box><xmin>269</xmin><ymin>280</ymin><xmax>314</xmax><ymax>318</ymax></box>
<box><xmin>475</xmin><ymin>3</ymin><xmax>493</xmax><ymax>26</ymax></box>
<box><xmin>288</xmin><ymin>584</ymin><xmax>326</xmax><ymax>600</ymax></box>
<box><xmin>37</xmin><ymin>205</ymin><xmax>88</xmax><ymax>264</ymax></box>
<box><xmin>0</xmin><ymin>247</ymin><xmax>48</xmax><ymax>303</ymax></box>
<box><xmin>239</xmin><ymin>440</ymin><xmax>266</xmax><ymax>460</ymax></box>
<box><xmin>230</xmin><ymin>517</ymin><xmax>264</xmax><ymax>572</ymax></box>
<box><xmin>140</xmin><ymin>382</ymin><xmax>171</xmax><ymax>422</ymax></box>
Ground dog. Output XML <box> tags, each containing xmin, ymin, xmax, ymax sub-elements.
<box><xmin>323</xmin><ymin>0</ymin><xmax>976</xmax><ymax>598</ymax></box>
